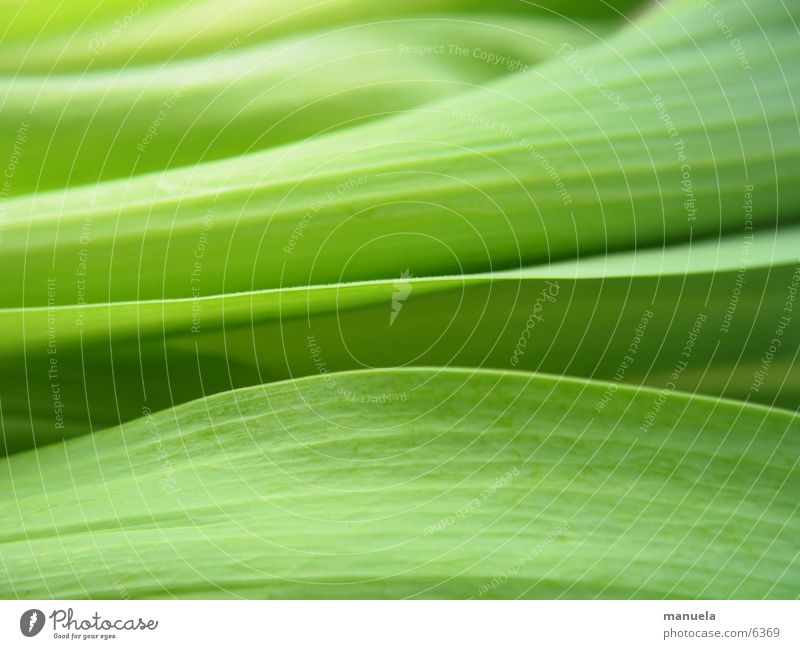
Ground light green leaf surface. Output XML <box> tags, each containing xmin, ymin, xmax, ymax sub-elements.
<box><xmin>2</xmin><ymin>0</ymin><xmax>798</xmax><ymax>309</ymax></box>
<box><xmin>0</xmin><ymin>0</ymin><xmax>640</xmax><ymax>72</ymax></box>
<box><xmin>1</xmin><ymin>368</ymin><xmax>797</xmax><ymax>598</ymax></box>
<box><xmin>1</xmin><ymin>16</ymin><xmax>600</xmax><ymax>194</ymax></box>
<box><xmin>0</xmin><ymin>0</ymin><xmax>798</xmax><ymax>604</ymax></box>
<box><xmin>2</xmin><ymin>225</ymin><xmax>798</xmax><ymax>453</ymax></box>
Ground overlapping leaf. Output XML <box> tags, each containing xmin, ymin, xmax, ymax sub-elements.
<box><xmin>2</xmin><ymin>0</ymin><xmax>798</xmax><ymax>309</ymax></box>
<box><xmin>2</xmin><ymin>368</ymin><xmax>797</xmax><ymax>598</ymax></box>
<box><xmin>1</xmin><ymin>16</ymin><xmax>602</xmax><ymax>193</ymax></box>
<box><xmin>0</xmin><ymin>0</ymin><xmax>798</xmax><ymax>601</ymax></box>
<box><xmin>2</xmin><ymin>225</ymin><xmax>798</xmax><ymax>453</ymax></box>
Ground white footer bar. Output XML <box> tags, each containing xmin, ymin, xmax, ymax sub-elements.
<box><xmin>0</xmin><ymin>600</ymin><xmax>796</xmax><ymax>648</ymax></box>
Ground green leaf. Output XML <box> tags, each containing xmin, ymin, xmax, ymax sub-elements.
<box><xmin>2</xmin><ymin>0</ymin><xmax>798</xmax><ymax>308</ymax></box>
<box><xmin>0</xmin><ymin>0</ymin><xmax>640</xmax><ymax>72</ymax></box>
<box><xmin>0</xmin><ymin>0</ymin><xmax>798</xmax><ymax>604</ymax></box>
<box><xmin>1</xmin><ymin>368</ymin><xmax>797</xmax><ymax>598</ymax></box>
<box><xmin>2</xmin><ymin>223</ymin><xmax>798</xmax><ymax>453</ymax></box>
<box><xmin>1</xmin><ymin>16</ymin><xmax>601</xmax><ymax>194</ymax></box>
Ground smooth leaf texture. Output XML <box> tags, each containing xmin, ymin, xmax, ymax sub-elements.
<box><xmin>1</xmin><ymin>225</ymin><xmax>798</xmax><ymax>453</ymax></box>
<box><xmin>2</xmin><ymin>0</ymin><xmax>798</xmax><ymax>309</ymax></box>
<box><xmin>1</xmin><ymin>368</ymin><xmax>798</xmax><ymax>598</ymax></box>
<box><xmin>1</xmin><ymin>16</ymin><xmax>602</xmax><ymax>194</ymax></box>
<box><xmin>0</xmin><ymin>0</ymin><xmax>640</xmax><ymax>72</ymax></box>
<box><xmin>0</xmin><ymin>0</ymin><xmax>798</xmax><ymax>604</ymax></box>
